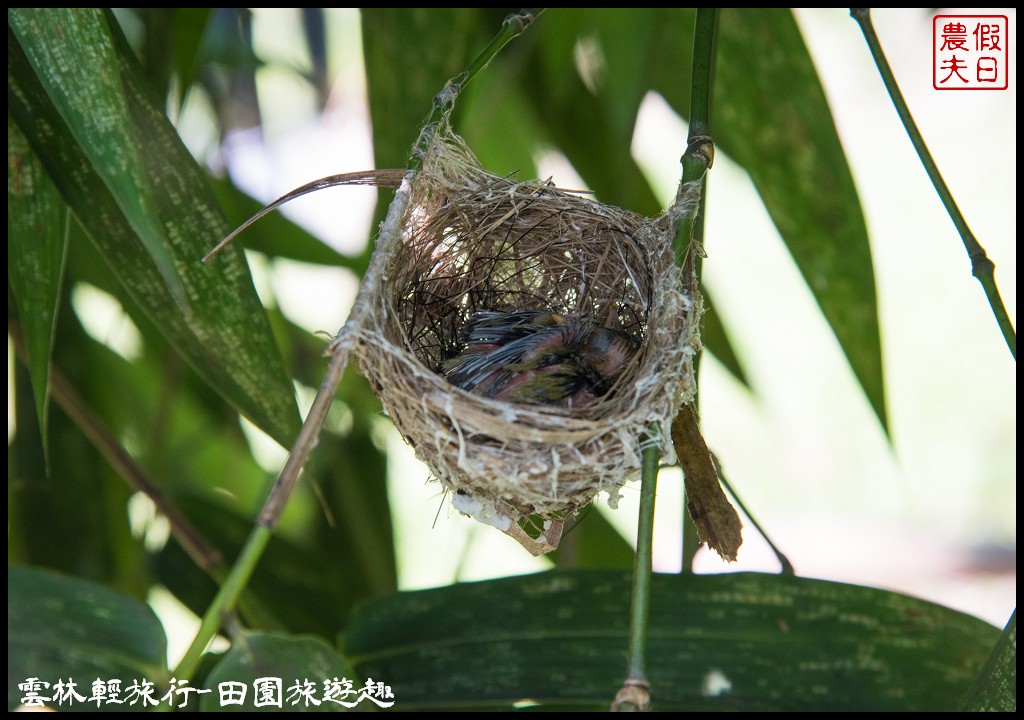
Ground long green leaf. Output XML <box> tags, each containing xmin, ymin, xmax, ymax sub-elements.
<box><xmin>130</xmin><ymin>8</ymin><xmax>213</xmax><ymax>109</ymax></box>
<box><xmin>9</xmin><ymin>8</ymin><xmax>184</xmax><ymax>307</ymax></box>
<box><xmin>962</xmin><ymin>609</ymin><xmax>1016</xmax><ymax>711</ymax></box>
<box><xmin>7</xmin><ymin>117</ymin><xmax>68</xmax><ymax>451</ymax></box>
<box><xmin>8</xmin><ymin>12</ymin><xmax>301</xmax><ymax>446</ymax></box>
<box><xmin>519</xmin><ymin>9</ymin><xmax>665</xmax><ymax>215</ymax></box>
<box><xmin>345</xmin><ymin>570</ymin><xmax>998</xmax><ymax>711</ymax></box>
<box><xmin>548</xmin><ymin>507</ymin><xmax>635</xmax><ymax>569</ymax></box>
<box><xmin>7</xmin><ymin>565</ymin><xmax>169</xmax><ymax>712</ymax></box>
<box><xmin>707</xmin><ymin>9</ymin><xmax>885</xmax><ymax>428</ymax></box>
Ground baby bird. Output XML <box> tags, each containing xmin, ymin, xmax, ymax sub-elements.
<box><xmin>443</xmin><ymin>310</ymin><xmax>640</xmax><ymax>408</ymax></box>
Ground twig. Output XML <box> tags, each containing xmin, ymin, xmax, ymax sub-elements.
<box><xmin>851</xmin><ymin>8</ymin><xmax>1016</xmax><ymax>360</ymax></box>
<box><xmin>711</xmin><ymin>453</ymin><xmax>794</xmax><ymax>575</ymax></box>
<box><xmin>201</xmin><ymin>170</ymin><xmax>405</xmax><ymax>263</ymax></box>
<box><xmin>611</xmin><ymin>433</ymin><xmax>659</xmax><ymax>712</ymax></box>
<box><xmin>676</xmin><ymin>9</ymin><xmax>718</xmax><ymax>571</ymax></box>
<box><xmin>8</xmin><ymin>318</ymin><xmax>223</xmax><ymax>576</ymax></box>
<box><xmin>411</xmin><ymin>9</ymin><xmax>545</xmax><ymax>170</ymax></box>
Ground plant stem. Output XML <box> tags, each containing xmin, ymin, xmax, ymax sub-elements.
<box><xmin>851</xmin><ymin>8</ymin><xmax>1016</xmax><ymax>360</ymax></box>
<box><xmin>677</xmin><ymin>8</ymin><xmax>719</xmax><ymax>566</ymax></box>
<box><xmin>8</xmin><ymin>318</ymin><xmax>224</xmax><ymax>577</ymax></box>
<box><xmin>617</xmin><ymin>11</ymin><xmax>719</xmax><ymax>703</ymax></box>
<box><xmin>629</xmin><ymin>440</ymin><xmax>660</xmax><ymax>679</ymax></box>
<box><xmin>712</xmin><ymin>453</ymin><xmax>794</xmax><ymax>575</ymax></box>
<box><xmin>688</xmin><ymin>8</ymin><xmax>719</xmax><ymax>145</ymax></box>
<box><xmin>172</xmin><ymin>526</ymin><xmax>272</xmax><ymax>679</ymax></box>
<box><xmin>411</xmin><ymin>9</ymin><xmax>544</xmax><ymax>168</ymax></box>
<box><xmin>612</xmin><ymin>435</ymin><xmax>660</xmax><ymax>711</ymax></box>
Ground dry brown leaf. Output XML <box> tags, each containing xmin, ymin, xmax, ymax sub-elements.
<box><xmin>671</xmin><ymin>404</ymin><xmax>743</xmax><ymax>561</ymax></box>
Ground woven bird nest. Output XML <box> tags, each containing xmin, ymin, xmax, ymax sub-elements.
<box><xmin>335</xmin><ymin>116</ymin><xmax>703</xmax><ymax>554</ymax></box>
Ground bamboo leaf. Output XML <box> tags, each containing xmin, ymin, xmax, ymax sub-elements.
<box><xmin>9</xmin><ymin>8</ymin><xmax>185</xmax><ymax>307</ymax></box>
<box><xmin>200</xmin><ymin>632</ymin><xmax>358</xmax><ymax>712</ymax></box>
<box><xmin>708</xmin><ymin>9</ymin><xmax>886</xmax><ymax>428</ymax></box>
<box><xmin>7</xmin><ymin>565</ymin><xmax>169</xmax><ymax>712</ymax></box>
<box><xmin>345</xmin><ymin>570</ymin><xmax>998</xmax><ymax>711</ymax></box>
<box><xmin>548</xmin><ymin>507</ymin><xmax>635</xmax><ymax>570</ymax></box>
<box><xmin>962</xmin><ymin>609</ymin><xmax>1016</xmax><ymax>711</ymax></box>
<box><xmin>7</xmin><ymin>117</ymin><xmax>68</xmax><ymax>451</ymax></box>
<box><xmin>132</xmin><ymin>8</ymin><xmax>213</xmax><ymax>106</ymax></box>
<box><xmin>8</xmin><ymin>12</ymin><xmax>301</xmax><ymax>446</ymax></box>
<box><xmin>519</xmin><ymin>9</ymin><xmax>663</xmax><ymax>215</ymax></box>
<box><xmin>362</xmin><ymin>9</ymin><xmax>485</xmax><ymax>170</ymax></box>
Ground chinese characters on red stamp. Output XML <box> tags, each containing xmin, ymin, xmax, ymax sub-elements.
<box><xmin>933</xmin><ymin>15</ymin><xmax>1009</xmax><ymax>90</ymax></box>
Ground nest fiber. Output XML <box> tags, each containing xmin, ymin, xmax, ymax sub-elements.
<box><xmin>337</xmin><ymin>118</ymin><xmax>703</xmax><ymax>554</ymax></box>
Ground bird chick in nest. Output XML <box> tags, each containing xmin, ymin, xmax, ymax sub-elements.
<box><xmin>443</xmin><ymin>310</ymin><xmax>640</xmax><ymax>408</ymax></box>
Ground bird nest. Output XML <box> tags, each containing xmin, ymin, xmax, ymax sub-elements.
<box><xmin>335</xmin><ymin>116</ymin><xmax>703</xmax><ymax>554</ymax></box>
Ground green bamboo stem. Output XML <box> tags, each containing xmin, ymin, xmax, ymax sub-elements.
<box><xmin>411</xmin><ymin>9</ymin><xmax>544</xmax><ymax>169</ymax></box>
<box><xmin>677</xmin><ymin>8</ymin><xmax>719</xmax><ymax>570</ymax></box>
<box><xmin>616</xmin><ymin>12</ymin><xmax>719</xmax><ymax>703</ymax></box>
<box><xmin>630</xmin><ymin>441</ymin><xmax>661</xmax><ymax>678</ymax></box>
<box><xmin>172</xmin><ymin>526</ymin><xmax>272</xmax><ymax>680</ymax></box>
<box><xmin>687</xmin><ymin>9</ymin><xmax>718</xmax><ymax>145</ymax></box>
<box><xmin>851</xmin><ymin>8</ymin><xmax>1016</xmax><ymax>360</ymax></box>
<box><xmin>612</xmin><ymin>436</ymin><xmax>660</xmax><ymax>711</ymax></box>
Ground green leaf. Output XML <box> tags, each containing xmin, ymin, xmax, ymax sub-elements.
<box><xmin>698</xmin><ymin>295</ymin><xmax>750</xmax><ymax>387</ymax></box>
<box><xmin>7</xmin><ymin>565</ymin><xmax>169</xmax><ymax>712</ymax></box>
<box><xmin>9</xmin><ymin>8</ymin><xmax>185</xmax><ymax>307</ymax></box>
<box><xmin>962</xmin><ymin>609</ymin><xmax>1016</xmax><ymax>711</ymax></box>
<box><xmin>200</xmin><ymin>632</ymin><xmax>360</xmax><ymax>712</ymax></box>
<box><xmin>517</xmin><ymin>9</ymin><xmax>664</xmax><ymax>214</ymax></box>
<box><xmin>345</xmin><ymin>570</ymin><xmax>999</xmax><ymax>711</ymax></box>
<box><xmin>7</xmin><ymin>116</ymin><xmax>68</xmax><ymax>451</ymax></box>
<box><xmin>130</xmin><ymin>8</ymin><xmax>213</xmax><ymax>108</ymax></box>
<box><xmin>708</xmin><ymin>9</ymin><xmax>886</xmax><ymax>429</ymax></box>
<box><xmin>360</xmin><ymin>8</ymin><xmax>488</xmax><ymax>273</ymax></box>
<box><xmin>8</xmin><ymin>13</ymin><xmax>301</xmax><ymax>446</ymax></box>
<box><xmin>362</xmin><ymin>9</ymin><xmax>484</xmax><ymax>170</ymax></box>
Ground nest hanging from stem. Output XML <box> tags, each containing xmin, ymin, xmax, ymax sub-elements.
<box><xmin>333</xmin><ymin>114</ymin><xmax>704</xmax><ymax>554</ymax></box>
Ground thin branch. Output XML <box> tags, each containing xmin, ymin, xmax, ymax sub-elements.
<box><xmin>851</xmin><ymin>8</ymin><xmax>1016</xmax><ymax>360</ymax></box>
<box><xmin>711</xmin><ymin>453</ymin><xmax>794</xmax><ymax>575</ymax></box>
<box><xmin>173</xmin><ymin>526</ymin><xmax>272</xmax><ymax>679</ymax></box>
<box><xmin>611</xmin><ymin>432</ymin><xmax>659</xmax><ymax>712</ymax></box>
<box><xmin>411</xmin><ymin>9</ymin><xmax>545</xmax><ymax>170</ymax></box>
<box><xmin>9</xmin><ymin>318</ymin><xmax>223</xmax><ymax>575</ymax></box>
<box><xmin>677</xmin><ymin>8</ymin><xmax>719</xmax><ymax>568</ymax></box>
